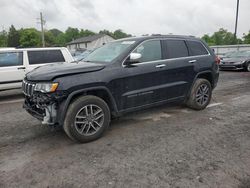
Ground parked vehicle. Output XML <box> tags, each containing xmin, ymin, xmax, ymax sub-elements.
<box><xmin>220</xmin><ymin>51</ymin><xmax>237</xmax><ymax>59</ymax></box>
<box><xmin>0</xmin><ymin>47</ymin><xmax>74</xmax><ymax>91</ymax></box>
<box><xmin>219</xmin><ymin>50</ymin><xmax>250</xmax><ymax>71</ymax></box>
<box><xmin>23</xmin><ymin>35</ymin><xmax>219</xmax><ymax>143</ymax></box>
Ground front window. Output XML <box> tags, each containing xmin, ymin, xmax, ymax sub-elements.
<box><xmin>133</xmin><ymin>40</ymin><xmax>162</xmax><ymax>62</ymax></box>
<box><xmin>84</xmin><ymin>41</ymin><xmax>135</xmax><ymax>63</ymax></box>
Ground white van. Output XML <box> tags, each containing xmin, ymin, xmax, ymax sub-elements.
<box><xmin>0</xmin><ymin>47</ymin><xmax>74</xmax><ymax>91</ymax></box>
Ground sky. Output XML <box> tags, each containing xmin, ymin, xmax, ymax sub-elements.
<box><xmin>0</xmin><ymin>0</ymin><xmax>249</xmax><ymax>38</ymax></box>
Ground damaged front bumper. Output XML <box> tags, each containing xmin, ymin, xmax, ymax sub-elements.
<box><xmin>23</xmin><ymin>91</ymin><xmax>67</xmax><ymax>125</ymax></box>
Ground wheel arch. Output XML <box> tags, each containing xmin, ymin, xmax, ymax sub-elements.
<box><xmin>58</xmin><ymin>86</ymin><xmax>118</xmax><ymax>125</ymax></box>
<box><xmin>196</xmin><ymin>71</ymin><xmax>214</xmax><ymax>88</ymax></box>
<box><xmin>186</xmin><ymin>71</ymin><xmax>214</xmax><ymax>101</ymax></box>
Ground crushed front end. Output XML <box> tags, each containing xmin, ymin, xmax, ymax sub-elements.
<box><xmin>22</xmin><ymin>79</ymin><xmax>67</xmax><ymax>125</ymax></box>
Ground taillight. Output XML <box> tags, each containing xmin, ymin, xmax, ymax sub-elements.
<box><xmin>215</xmin><ymin>56</ymin><xmax>221</xmax><ymax>64</ymax></box>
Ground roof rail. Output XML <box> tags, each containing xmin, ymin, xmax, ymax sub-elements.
<box><xmin>151</xmin><ymin>34</ymin><xmax>162</xmax><ymax>36</ymax></box>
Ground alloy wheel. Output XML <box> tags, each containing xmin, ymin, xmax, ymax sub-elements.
<box><xmin>195</xmin><ymin>84</ymin><xmax>210</xmax><ymax>106</ymax></box>
<box><xmin>74</xmin><ymin>104</ymin><xmax>104</xmax><ymax>136</ymax></box>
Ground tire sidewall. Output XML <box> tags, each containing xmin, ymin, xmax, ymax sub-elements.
<box><xmin>188</xmin><ymin>79</ymin><xmax>212</xmax><ymax>110</ymax></box>
<box><xmin>246</xmin><ymin>62</ymin><xmax>250</xmax><ymax>72</ymax></box>
<box><xmin>64</xmin><ymin>96</ymin><xmax>110</xmax><ymax>143</ymax></box>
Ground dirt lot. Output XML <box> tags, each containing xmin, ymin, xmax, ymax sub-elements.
<box><xmin>0</xmin><ymin>71</ymin><xmax>250</xmax><ymax>188</ymax></box>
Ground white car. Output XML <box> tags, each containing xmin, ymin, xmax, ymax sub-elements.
<box><xmin>0</xmin><ymin>47</ymin><xmax>74</xmax><ymax>91</ymax></box>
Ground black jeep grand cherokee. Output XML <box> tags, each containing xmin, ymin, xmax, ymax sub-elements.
<box><xmin>23</xmin><ymin>35</ymin><xmax>219</xmax><ymax>143</ymax></box>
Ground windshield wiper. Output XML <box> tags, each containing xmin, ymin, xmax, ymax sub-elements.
<box><xmin>70</xmin><ymin>57</ymin><xmax>89</xmax><ymax>64</ymax></box>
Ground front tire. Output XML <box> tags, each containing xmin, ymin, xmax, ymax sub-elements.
<box><xmin>63</xmin><ymin>95</ymin><xmax>110</xmax><ymax>143</ymax></box>
<box><xmin>186</xmin><ymin>78</ymin><xmax>212</xmax><ymax>110</ymax></box>
<box><xmin>245</xmin><ymin>62</ymin><xmax>250</xmax><ymax>72</ymax></box>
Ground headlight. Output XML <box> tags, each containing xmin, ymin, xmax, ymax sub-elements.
<box><xmin>34</xmin><ymin>83</ymin><xmax>59</xmax><ymax>93</ymax></box>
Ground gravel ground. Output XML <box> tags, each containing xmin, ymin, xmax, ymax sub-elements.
<box><xmin>0</xmin><ymin>71</ymin><xmax>250</xmax><ymax>188</ymax></box>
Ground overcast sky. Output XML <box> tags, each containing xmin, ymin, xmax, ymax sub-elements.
<box><xmin>0</xmin><ymin>0</ymin><xmax>249</xmax><ymax>37</ymax></box>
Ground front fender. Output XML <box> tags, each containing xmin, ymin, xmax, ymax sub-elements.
<box><xmin>57</xmin><ymin>86</ymin><xmax>118</xmax><ymax>126</ymax></box>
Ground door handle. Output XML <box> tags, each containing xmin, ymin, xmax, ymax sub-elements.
<box><xmin>156</xmin><ymin>64</ymin><xmax>166</xmax><ymax>68</ymax></box>
<box><xmin>188</xmin><ymin>60</ymin><xmax>197</xmax><ymax>63</ymax></box>
<box><xmin>17</xmin><ymin>67</ymin><xmax>26</xmax><ymax>70</ymax></box>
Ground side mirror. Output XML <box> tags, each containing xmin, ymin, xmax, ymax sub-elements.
<box><xmin>124</xmin><ymin>53</ymin><xmax>142</xmax><ymax>66</ymax></box>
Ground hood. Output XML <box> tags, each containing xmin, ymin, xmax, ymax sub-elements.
<box><xmin>221</xmin><ymin>57</ymin><xmax>248</xmax><ymax>63</ymax></box>
<box><xmin>26</xmin><ymin>61</ymin><xmax>105</xmax><ymax>81</ymax></box>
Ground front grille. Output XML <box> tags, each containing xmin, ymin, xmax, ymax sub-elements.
<box><xmin>22</xmin><ymin>80</ymin><xmax>36</xmax><ymax>96</ymax></box>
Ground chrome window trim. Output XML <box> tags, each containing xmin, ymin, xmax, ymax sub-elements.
<box><xmin>122</xmin><ymin>38</ymin><xmax>211</xmax><ymax>67</ymax></box>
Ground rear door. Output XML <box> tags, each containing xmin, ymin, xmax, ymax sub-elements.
<box><xmin>185</xmin><ymin>40</ymin><xmax>211</xmax><ymax>71</ymax></box>
<box><xmin>157</xmin><ymin>39</ymin><xmax>198</xmax><ymax>99</ymax></box>
<box><xmin>0</xmin><ymin>51</ymin><xmax>25</xmax><ymax>90</ymax></box>
<box><xmin>26</xmin><ymin>50</ymin><xmax>66</xmax><ymax>72</ymax></box>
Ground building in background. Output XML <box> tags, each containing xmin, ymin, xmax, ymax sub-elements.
<box><xmin>67</xmin><ymin>34</ymin><xmax>114</xmax><ymax>51</ymax></box>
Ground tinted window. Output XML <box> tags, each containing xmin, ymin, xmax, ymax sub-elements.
<box><xmin>0</xmin><ymin>52</ymin><xmax>23</xmax><ymax>67</ymax></box>
<box><xmin>165</xmin><ymin>40</ymin><xmax>188</xmax><ymax>59</ymax></box>
<box><xmin>28</xmin><ymin>50</ymin><xmax>65</xmax><ymax>65</ymax></box>
<box><xmin>187</xmin><ymin>41</ymin><xmax>208</xmax><ymax>56</ymax></box>
<box><xmin>134</xmin><ymin>40</ymin><xmax>162</xmax><ymax>62</ymax></box>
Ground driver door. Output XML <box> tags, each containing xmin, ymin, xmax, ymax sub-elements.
<box><xmin>110</xmin><ymin>39</ymin><xmax>165</xmax><ymax>110</ymax></box>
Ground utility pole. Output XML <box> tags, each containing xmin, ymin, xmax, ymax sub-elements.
<box><xmin>39</xmin><ymin>12</ymin><xmax>46</xmax><ymax>47</ymax></box>
<box><xmin>234</xmin><ymin>0</ymin><xmax>240</xmax><ymax>44</ymax></box>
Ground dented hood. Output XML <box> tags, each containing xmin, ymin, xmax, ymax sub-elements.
<box><xmin>26</xmin><ymin>61</ymin><xmax>105</xmax><ymax>81</ymax></box>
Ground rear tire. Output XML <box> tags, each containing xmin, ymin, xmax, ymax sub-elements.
<box><xmin>186</xmin><ymin>78</ymin><xmax>212</xmax><ymax>110</ymax></box>
<box><xmin>63</xmin><ymin>95</ymin><xmax>110</xmax><ymax>143</ymax></box>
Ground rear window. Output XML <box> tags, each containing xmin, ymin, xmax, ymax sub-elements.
<box><xmin>165</xmin><ymin>40</ymin><xmax>189</xmax><ymax>59</ymax></box>
<box><xmin>28</xmin><ymin>50</ymin><xmax>65</xmax><ymax>65</ymax></box>
<box><xmin>0</xmin><ymin>52</ymin><xmax>23</xmax><ymax>67</ymax></box>
<box><xmin>187</xmin><ymin>41</ymin><xmax>209</xmax><ymax>56</ymax></box>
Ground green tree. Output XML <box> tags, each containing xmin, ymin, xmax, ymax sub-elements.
<box><xmin>79</xmin><ymin>29</ymin><xmax>95</xmax><ymax>38</ymax></box>
<box><xmin>211</xmin><ymin>28</ymin><xmax>236</xmax><ymax>45</ymax></box>
<box><xmin>0</xmin><ymin>29</ymin><xmax>8</xmax><ymax>47</ymax></box>
<box><xmin>99</xmin><ymin>29</ymin><xmax>131</xmax><ymax>39</ymax></box>
<box><xmin>113</xmin><ymin>29</ymin><xmax>132</xmax><ymax>39</ymax></box>
<box><xmin>64</xmin><ymin>27</ymin><xmax>80</xmax><ymax>43</ymax></box>
<box><xmin>45</xmin><ymin>30</ymin><xmax>56</xmax><ymax>47</ymax></box>
<box><xmin>48</xmin><ymin>29</ymin><xmax>65</xmax><ymax>46</ymax></box>
<box><xmin>55</xmin><ymin>33</ymin><xmax>66</xmax><ymax>46</ymax></box>
<box><xmin>19</xmin><ymin>28</ymin><xmax>41</xmax><ymax>47</ymax></box>
<box><xmin>243</xmin><ymin>31</ymin><xmax>250</xmax><ymax>44</ymax></box>
<box><xmin>7</xmin><ymin>25</ymin><xmax>20</xmax><ymax>47</ymax></box>
<box><xmin>201</xmin><ymin>34</ymin><xmax>215</xmax><ymax>46</ymax></box>
<box><xmin>202</xmin><ymin>28</ymin><xmax>241</xmax><ymax>45</ymax></box>
<box><xmin>99</xmin><ymin>29</ymin><xmax>114</xmax><ymax>37</ymax></box>
<box><xmin>49</xmin><ymin>28</ymin><xmax>63</xmax><ymax>37</ymax></box>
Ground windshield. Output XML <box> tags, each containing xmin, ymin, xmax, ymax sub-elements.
<box><xmin>84</xmin><ymin>41</ymin><xmax>135</xmax><ymax>63</ymax></box>
<box><xmin>225</xmin><ymin>51</ymin><xmax>250</xmax><ymax>58</ymax></box>
<box><xmin>74</xmin><ymin>50</ymin><xmax>92</xmax><ymax>61</ymax></box>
